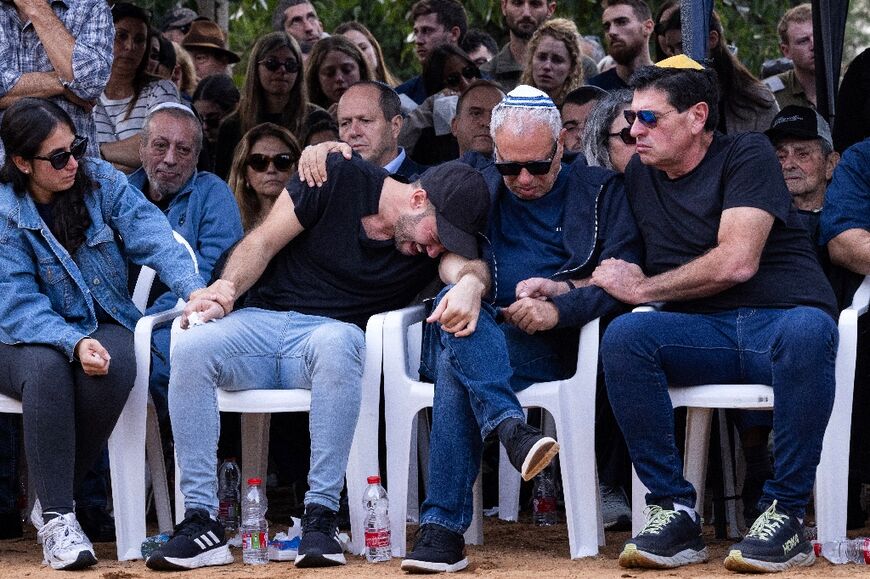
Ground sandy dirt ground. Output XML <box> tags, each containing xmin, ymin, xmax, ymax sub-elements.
<box><xmin>2</xmin><ymin>518</ymin><xmax>870</xmax><ymax>578</ymax></box>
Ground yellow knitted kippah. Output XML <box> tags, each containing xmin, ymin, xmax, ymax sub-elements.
<box><xmin>655</xmin><ymin>54</ymin><xmax>705</xmax><ymax>70</ymax></box>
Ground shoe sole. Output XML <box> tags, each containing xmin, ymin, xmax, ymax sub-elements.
<box><xmin>401</xmin><ymin>556</ymin><xmax>469</xmax><ymax>573</ymax></box>
<box><xmin>49</xmin><ymin>549</ymin><xmax>97</xmax><ymax>571</ymax></box>
<box><xmin>618</xmin><ymin>543</ymin><xmax>709</xmax><ymax>569</ymax></box>
<box><xmin>294</xmin><ymin>552</ymin><xmax>346</xmax><ymax>568</ymax></box>
<box><xmin>146</xmin><ymin>544</ymin><xmax>234</xmax><ymax>570</ymax></box>
<box><xmin>521</xmin><ymin>438</ymin><xmax>560</xmax><ymax>481</ymax></box>
<box><xmin>724</xmin><ymin>548</ymin><xmax>815</xmax><ymax>573</ymax></box>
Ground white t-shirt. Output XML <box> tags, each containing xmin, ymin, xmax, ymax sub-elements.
<box><xmin>94</xmin><ymin>79</ymin><xmax>179</xmax><ymax>143</ymax></box>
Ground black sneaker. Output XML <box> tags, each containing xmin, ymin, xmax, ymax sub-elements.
<box><xmin>498</xmin><ymin>418</ymin><xmax>560</xmax><ymax>481</ymax></box>
<box><xmin>724</xmin><ymin>501</ymin><xmax>815</xmax><ymax>573</ymax></box>
<box><xmin>145</xmin><ymin>509</ymin><xmax>233</xmax><ymax>571</ymax></box>
<box><xmin>619</xmin><ymin>503</ymin><xmax>708</xmax><ymax>569</ymax></box>
<box><xmin>75</xmin><ymin>505</ymin><xmax>116</xmax><ymax>543</ymax></box>
<box><xmin>401</xmin><ymin>524</ymin><xmax>468</xmax><ymax>573</ymax></box>
<box><xmin>294</xmin><ymin>504</ymin><xmax>346</xmax><ymax>568</ymax></box>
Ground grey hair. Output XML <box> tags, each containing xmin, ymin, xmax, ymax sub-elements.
<box><xmin>490</xmin><ymin>104</ymin><xmax>562</xmax><ymax>150</ymax></box>
<box><xmin>582</xmin><ymin>89</ymin><xmax>633</xmax><ymax>170</ymax></box>
<box><xmin>142</xmin><ymin>104</ymin><xmax>203</xmax><ymax>155</ymax></box>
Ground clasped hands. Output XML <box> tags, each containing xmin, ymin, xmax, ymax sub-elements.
<box><xmin>180</xmin><ymin>279</ymin><xmax>236</xmax><ymax>329</ymax></box>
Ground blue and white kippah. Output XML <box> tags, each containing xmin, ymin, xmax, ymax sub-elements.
<box><xmin>500</xmin><ymin>85</ymin><xmax>556</xmax><ymax>109</ymax></box>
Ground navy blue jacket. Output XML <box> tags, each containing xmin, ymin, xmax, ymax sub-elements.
<box><xmin>474</xmin><ymin>154</ymin><xmax>643</xmax><ymax>328</ymax></box>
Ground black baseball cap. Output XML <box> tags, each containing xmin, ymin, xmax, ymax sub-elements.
<box><xmin>765</xmin><ymin>105</ymin><xmax>833</xmax><ymax>150</ymax></box>
<box><xmin>419</xmin><ymin>161</ymin><xmax>490</xmax><ymax>260</ymax></box>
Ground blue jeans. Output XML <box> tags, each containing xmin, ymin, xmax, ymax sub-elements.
<box><xmin>169</xmin><ymin>308</ymin><xmax>365</xmax><ymax>516</ymax></box>
<box><xmin>419</xmin><ymin>288</ymin><xmax>577</xmax><ymax>533</ymax></box>
<box><xmin>601</xmin><ymin>307</ymin><xmax>838</xmax><ymax>518</ymax></box>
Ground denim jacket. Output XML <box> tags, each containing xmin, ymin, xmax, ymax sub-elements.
<box><xmin>128</xmin><ymin>168</ymin><xmax>243</xmax><ymax>314</ymax></box>
<box><xmin>0</xmin><ymin>158</ymin><xmax>205</xmax><ymax>359</ymax></box>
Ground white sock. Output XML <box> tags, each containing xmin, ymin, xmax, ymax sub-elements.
<box><xmin>673</xmin><ymin>503</ymin><xmax>699</xmax><ymax>522</ymax></box>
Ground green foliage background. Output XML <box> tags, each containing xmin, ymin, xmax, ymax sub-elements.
<box><xmin>142</xmin><ymin>1</ymin><xmax>868</xmax><ymax>86</ymax></box>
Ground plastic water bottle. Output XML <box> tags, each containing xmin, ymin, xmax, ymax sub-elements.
<box><xmin>819</xmin><ymin>538</ymin><xmax>870</xmax><ymax>564</ymax></box>
<box><xmin>532</xmin><ymin>467</ymin><xmax>558</xmax><ymax>526</ymax></box>
<box><xmin>217</xmin><ymin>458</ymin><xmax>241</xmax><ymax>537</ymax></box>
<box><xmin>363</xmin><ymin>475</ymin><xmax>391</xmax><ymax>562</ymax></box>
<box><xmin>241</xmin><ymin>478</ymin><xmax>269</xmax><ymax>565</ymax></box>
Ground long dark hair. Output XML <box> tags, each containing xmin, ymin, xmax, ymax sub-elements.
<box><xmin>0</xmin><ymin>98</ymin><xmax>95</xmax><ymax>254</ymax></box>
<box><xmin>112</xmin><ymin>2</ymin><xmax>153</xmax><ymax>120</ymax></box>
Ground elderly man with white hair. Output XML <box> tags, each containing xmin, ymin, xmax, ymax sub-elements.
<box><xmin>403</xmin><ymin>85</ymin><xmax>642</xmax><ymax>573</ymax></box>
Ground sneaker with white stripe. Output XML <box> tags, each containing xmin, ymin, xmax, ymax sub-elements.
<box><xmin>146</xmin><ymin>509</ymin><xmax>233</xmax><ymax>571</ymax></box>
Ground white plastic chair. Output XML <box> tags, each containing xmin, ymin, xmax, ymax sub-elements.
<box><xmin>170</xmin><ymin>313</ymin><xmax>385</xmax><ymax>556</ymax></box>
<box><xmin>382</xmin><ymin>305</ymin><xmax>604</xmax><ymax>559</ymax></box>
<box><xmin>631</xmin><ymin>276</ymin><xmax>870</xmax><ymax>543</ymax></box>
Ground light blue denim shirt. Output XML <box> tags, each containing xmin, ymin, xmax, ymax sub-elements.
<box><xmin>0</xmin><ymin>158</ymin><xmax>205</xmax><ymax>359</ymax></box>
<box><xmin>128</xmin><ymin>168</ymin><xmax>243</xmax><ymax>314</ymax></box>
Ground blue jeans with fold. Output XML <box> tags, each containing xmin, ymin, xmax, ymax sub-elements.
<box><xmin>169</xmin><ymin>308</ymin><xmax>365</xmax><ymax>516</ymax></box>
<box><xmin>601</xmin><ymin>307</ymin><xmax>838</xmax><ymax>519</ymax></box>
<box><xmin>418</xmin><ymin>287</ymin><xmax>577</xmax><ymax>533</ymax></box>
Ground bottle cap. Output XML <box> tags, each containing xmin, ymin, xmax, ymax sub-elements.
<box><xmin>247</xmin><ymin>478</ymin><xmax>262</xmax><ymax>485</ymax></box>
<box><xmin>367</xmin><ymin>475</ymin><xmax>381</xmax><ymax>484</ymax></box>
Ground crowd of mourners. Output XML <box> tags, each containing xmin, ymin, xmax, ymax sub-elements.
<box><xmin>2</xmin><ymin>0</ymin><xmax>870</xmax><ymax>574</ymax></box>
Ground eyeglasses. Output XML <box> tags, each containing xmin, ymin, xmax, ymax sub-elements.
<box><xmin>623</xmin><ymin>108</ymin><xmax>677</xmax><ymax>128</ymax></box>
<box><xmin>169</xmin><ymin>23</ymin><xmax>191</xmax><ymax>34</ymax></box>
<box><xmin>444</xmin><ymin>65</ymin><xmax>480</xmax><ymax>89</ymax></box>
<box><xmin>259</xmin><ymin>57</ymin><xmax>300</xmax><ymax>73</ymax></box>
<box><xmin>247</xmin><ymin>153</ymin><xmax>295</xmax><ymax>172</ymax></box>
<box><xmin>32</xmin><ymin>136</ymin><xmax>87</xmax><ymax>170</ymax></box>
<box><xmin>494</xmin><ymin>141</ymin><xmax>558</xmax><ymax>176</ymax></box>
<box><xmin>608</xmin><ymin>127</ymin><xmax>636</xmax><ymax>145</ymax></box>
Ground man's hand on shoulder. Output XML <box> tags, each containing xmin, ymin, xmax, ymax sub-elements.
<box><xmin>503</xmin><ymin>298</ymin><xmax>559</xmax><ymax>334</ymax></box>
<box><xmin>297</xmin><ymin>141</ymin><xmax>353</xmax><ymax>187</ymax></box>
<box><xmin>591</xmin><ymin>258</ymin><xmax>648</xmax><ymax>305</ymax></box>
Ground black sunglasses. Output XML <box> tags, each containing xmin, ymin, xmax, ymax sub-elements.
<box><xmin>259</xmin><ymin>57</ymin><xmax>300</xmax><ymax>74</ymax></box>
<box><xmin>444</xmin><ymin>65</ymin><xmax>480</xmax><ymax>89</ymax></box>
<box><xmin>33</xmin><ymin>136</ymin><xmax>87</xmax><ymax>170</ymax></box>
<box><xmin>495</xmin><ymin>141</ymin><xmax>558</xmax><ymax>176</ymax></box>
<box><xmin>623</xmin><ymin>108</ymin><xmax>677</xmax><ymax>129</ymax></box>
<box><xmin>247</xmin><ymin>153</ymin><xmax>295</xmax><ymax>172</ymax></box>
<box><xmin>608</xmin><ymin>127</ymin><xmax>636</xmax><ymax>145</ymax></box>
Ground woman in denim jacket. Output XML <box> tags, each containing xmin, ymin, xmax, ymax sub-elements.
<box><xmin>0</xmin><ymin>98</ymin><xmax>204</xmax><ymax>570</ymax></box>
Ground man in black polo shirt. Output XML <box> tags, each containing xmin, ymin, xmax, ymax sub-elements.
<box><xmin>593</xmin><ymin>56</ymin><xmax>837</xmax><ymax>574</ymax></box>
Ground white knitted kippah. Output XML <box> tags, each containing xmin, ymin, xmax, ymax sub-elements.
<box><xmin>500</xmin><ymin>85</ymin><xmax>556</xmax><ymax>109</ymax></box>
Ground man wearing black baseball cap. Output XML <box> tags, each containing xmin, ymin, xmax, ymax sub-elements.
<box><xmin>765</xmin><ymin>105</ymin><xmax>839</xmax><ymax>214</ymax></box>
<box><xmin>147</xmin><ymin>152</ymin><xmax>495</xmax><ymax>571</ymax></box>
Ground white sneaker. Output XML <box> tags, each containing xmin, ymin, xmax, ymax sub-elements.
<box><xmin>37</xmin><ymin>512</ymin><xmax>97</xmax><ymax>570</ymax></box>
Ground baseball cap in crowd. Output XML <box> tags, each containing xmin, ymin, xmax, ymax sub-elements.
<box><xmin>419</xmin><ymin>161</ymin><xmax>490</xmax><ymax>260</ymax></box>
<box><xmin>182</xmin><ymin>19</ymin><xmax>240</xmax><ymax>63</ymax></box>
<box><xmin>765</xmin><ymin>105</ymin><xmax>833</xmax><ymax>150</ymax></box>
<box><xmin>159</xmin><ymin>7</ymin><xmax>198</xmax><ymax>33</ymax></box>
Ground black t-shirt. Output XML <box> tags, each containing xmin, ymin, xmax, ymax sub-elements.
<box><xmin>245</xmin><ymin>154</ymin><xmax>438</xmax><ymax>328</ymax></box>
<box><xmin>624</xmin><ymin>131</ymin><xmax>837</xmax><ymax>319</ymax></box>
<box><xmin>586</xmin><ymin>68</ymin><xmax>629</xmax><ymax>91</ymax></box>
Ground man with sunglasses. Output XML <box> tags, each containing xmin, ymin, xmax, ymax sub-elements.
<box><xmin>592</xmin><ymin>57</ymin><xmax>838</xmax><ymax>573</ymax></box>
<box><xmin>399</xmin><ymin>86</ymin><xmax>641</xmax><ymax>571</ymax></box>
<box><xmin>127</xmin><ymin>102</ymin><xmax>242</xmax><ymax>444</ymax></box>
<box><xmin>158</xmin><ymin>7</ymin><xmax>198</xmax><ymax>44</ymax></box>
<box><xmin>0</xmin><ymin>0</ymin><xmax>114</xmax><ymax>164</ymax></box>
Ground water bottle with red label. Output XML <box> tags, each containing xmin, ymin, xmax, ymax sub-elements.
<box><xmin>363</xmin><ymin>475</ymin><xmax>391</xmax><ymax>562</ymax></box>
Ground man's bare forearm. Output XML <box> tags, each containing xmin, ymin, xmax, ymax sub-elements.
<box><xmin>0</xmin><ymin>72</ymin><xmax>64</xmax><ymax>108</ymax></box>
<box><xmin>439</xmin><ymin>253</ymin><xmax>491</xmax><ymax>294</ymax></box>
<box><xmin>220</xmin><ymin>233</ymin><xmax>276</xmax><ymax>299</ymax></box>
<box><xmin>18</xmin><ymin>0</ymin><xmax>76</xmax><ymax>80</ymax></box>
<box><xmin>829</xmin><ymin>229</ymin><xmax>870</xmax><ymax>275</ymax></box>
